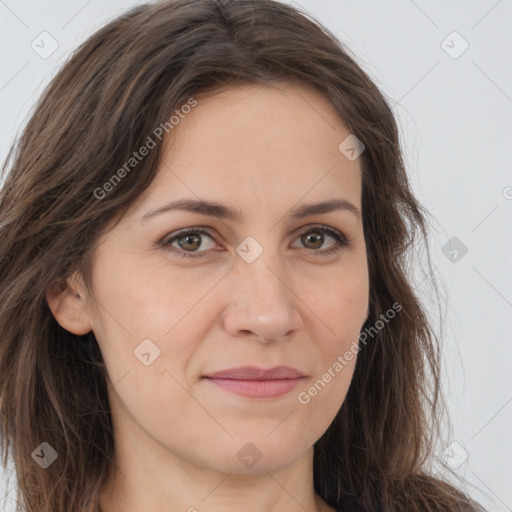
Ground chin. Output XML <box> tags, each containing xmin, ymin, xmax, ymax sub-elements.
<box><xmin>202</xmin><ymin>436</ymin><xmax>309</xmax><ymax>475</ymax></box>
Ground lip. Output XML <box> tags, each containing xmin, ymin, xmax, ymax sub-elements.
<box><xmin>204</xmin><ymin>365</ymin><xmax>305</xmax><ymax>380</ymax></box>
<box><xmin>203</xmin><ymin>365</ymin><xmax>306</xmax><ymax>399</ymax></box>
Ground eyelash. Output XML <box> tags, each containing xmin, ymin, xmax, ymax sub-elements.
<box><xmin>158</xmin><ymin>225</ymin><xmax>350</xmax><ymax>259</ymax></box>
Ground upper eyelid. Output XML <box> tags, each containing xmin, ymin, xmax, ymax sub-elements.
<box><xmin>161</xmin><ymin>224</ymin><xmax>347</xmax><ymax>247</ymax></box>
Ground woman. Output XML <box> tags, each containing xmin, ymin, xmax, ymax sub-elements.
<box><xmin>0</xmin><ymin>1</ymin><xmax>486</xmax><ymax>511</ymax></box>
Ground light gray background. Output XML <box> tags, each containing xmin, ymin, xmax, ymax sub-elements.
<box><xmin>1</xmin><ymin>1</ymin><xmax>511</xmax><ymax>510</ymax></box>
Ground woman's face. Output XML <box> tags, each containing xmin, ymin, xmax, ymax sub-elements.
<box><xmin>74</xmin><ymin>83</ymin><xmax>369</xmax><ymax>473</ymax></box>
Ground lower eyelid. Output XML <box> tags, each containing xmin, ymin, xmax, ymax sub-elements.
<box><xmin>161</xmin><ymin>226</ymin><xmax>349</xmax><ymax>257</ymax></box>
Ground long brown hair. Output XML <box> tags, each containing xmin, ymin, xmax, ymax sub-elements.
<box><xmin>0</xmin><ymin>1</ymin><xmax>486</xmax><ymax>511</ymax></box>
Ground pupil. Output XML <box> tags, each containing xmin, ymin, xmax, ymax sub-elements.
<box><xmin>305</xmin><ymin>232</ymin><xmax>322</xmax><ymax>248</ymax></box>
<box><xmin>181</xmin><ymin>234</ymin><xmax>200</xmax><ymax>250</ymax></box>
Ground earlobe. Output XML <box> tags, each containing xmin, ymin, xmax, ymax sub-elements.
<box><xmin>45</xmin><ymin>278</ymin><xmax>92</xmax><ymax>336</ymax></box>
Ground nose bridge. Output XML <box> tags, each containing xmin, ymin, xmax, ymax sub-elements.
<box><xmin>235</xmin><ymin>235</ymin><xmax>290</xmax><ymax>309</ymax></box>
<box><xmin>222</xmin><ymin>234</ymin><xmax>301</xmax><ymax>341</ymax></box>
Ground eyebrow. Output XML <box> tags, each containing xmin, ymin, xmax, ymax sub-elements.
<box><xmin>140</xmin><ymin>197</ymin><xmax>360</xmax><ymax>223</ymax></box>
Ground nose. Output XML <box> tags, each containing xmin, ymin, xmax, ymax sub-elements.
<box><xmin>221</xmin><ymin>249</ymin><xmax>303</xmax><ymax>344</ymax></box>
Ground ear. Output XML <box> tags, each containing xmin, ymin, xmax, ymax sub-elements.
<box><xmin>45</xmin><ymin>272</ymin><xmax>92</xmax><ymax>335</ymax></box>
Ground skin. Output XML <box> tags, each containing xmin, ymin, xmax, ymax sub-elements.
<box><xmin>46</xmin><ymin>83</ymin><xmax>369</xmax><ymax>512</ymax></box>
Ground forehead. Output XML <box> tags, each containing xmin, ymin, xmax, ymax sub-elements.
<box><xmin>129</xmin><ymin>83</ymin><xmax>363</xmax><ymax>224</ymax></box>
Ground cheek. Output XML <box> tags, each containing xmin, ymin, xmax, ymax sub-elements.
<box><xmin>318</xmin><ymin>263</ymin><xmax>369</xmax><ymax>348</ymax></box>
<box><xmin>303</xmin><ymin>262</ymin><xmax>368</xmax><ymax>405</ymax></box>
<box><xmin>96</xmin><ymin>287</ymin><xmax>210</xmax><ymax>447</ymax></box>
<box><xmin>92</xmin><ymin>252</ymin><xmax>207</xmax><ymax>339</ymax></box>
<box><xmin>105</xmin><ymin>360</ymin><xmax>219</xmax><ymax>469</ymax></box>
<box><xmin>89</xmin><ymin>264</ymin><xmax>211</xmax><ymax>410</ymax></box>
<box><xmin>296</xmin><ymin>294</ymin><xmax>365</xmax><ymax>436</ymax></box>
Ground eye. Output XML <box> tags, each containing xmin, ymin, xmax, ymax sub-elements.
<box><xmin>292</xmin><ymin>226</ymin><xmax>349</xmax><ymax>257</ymax></box>
<box><xmin>158</xmin><ymin>225</ymin><xmax>350</xmax><ymax>259</ymax></box>
<box><xmin>159</xmin><ymin>227</ymin><xmax>219</xmax><ymax>258</ymax></box>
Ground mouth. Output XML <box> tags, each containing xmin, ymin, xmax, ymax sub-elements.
<box><xmin>202</xmin><ymin>365</ymin><xmax>306</xmax><ymax>399</ymax></box>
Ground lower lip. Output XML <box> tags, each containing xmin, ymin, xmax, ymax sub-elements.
<box><xmin>204</xmin><ymin>377</ymin><xmax>304</xmax><ymax>399</ymax></box>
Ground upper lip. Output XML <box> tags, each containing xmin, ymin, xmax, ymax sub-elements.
<box><xmin>204</xmin><ymin>365</ymin><xmax>305</xmax><ymax>380</ymax></box>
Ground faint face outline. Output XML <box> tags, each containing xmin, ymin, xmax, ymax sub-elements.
<box><xmin>52</xmin><ymin>83</ymin><xmax>370</xmax><ymax>474</ymax></box>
